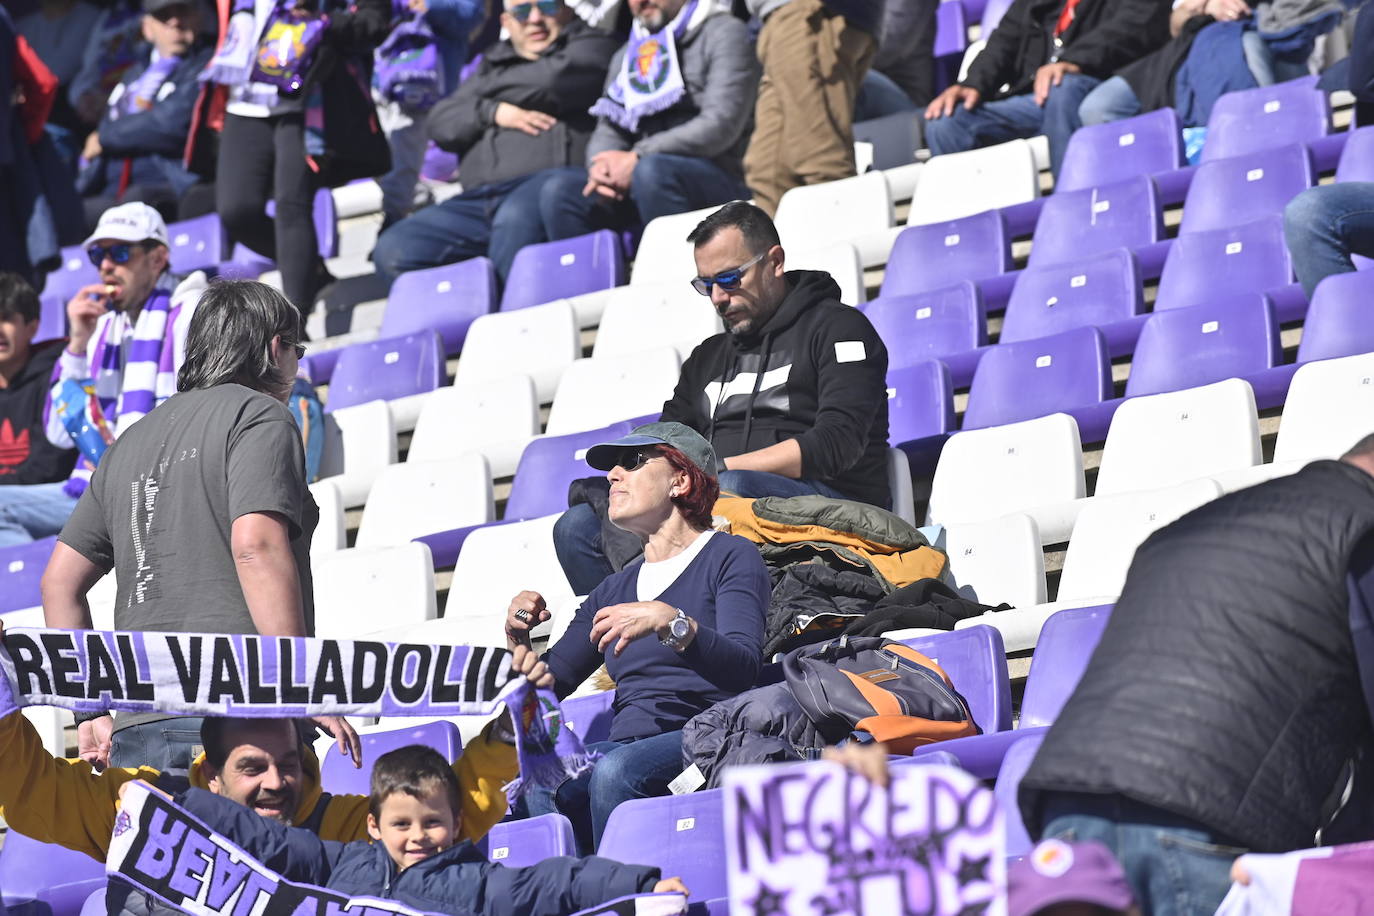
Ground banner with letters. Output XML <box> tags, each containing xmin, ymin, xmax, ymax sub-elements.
<box><xmin>723</xmin><ymin>761</ymin><xmax>1006</xmax><ymax>916</ymax></box>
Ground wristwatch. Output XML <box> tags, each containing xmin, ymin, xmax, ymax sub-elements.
<box><xmin>659</xmin><ymin>608</ymin><xmax>692</xmax><ymax>651</ymax></box>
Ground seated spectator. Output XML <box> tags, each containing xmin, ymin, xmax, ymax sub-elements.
<box><xmin>534</xmin><ymin>0</ymin><xmax>758</xmax><ymax>241</ymax></box>
<box><xmin>75</xmin><ymin>0</ymin><xmax>215</xmax><ymax>229</ymax></box>
<box><xmin>0</xmin><ymin>273</ymin><xmax>75</xmax><ymax>486</ymax></box>
<box><xmin>66</xmin><ymin>1</ymin><xmax>146</xmax><ymax>130</ymax></box>
<box><xmin>16</xmin><ymin>0</ymin><xmax>104</xmax><ymax>134</ymax></box>
<box><xmin>372</xmin><ymin>0</ymin><xmax>619</xmax><ymax>286</ymax></box>
<box><xmin>922</xmin><ymin>0</ymin><xmax>1170</xmax><ymax>177</ymax></box>
<box><xmin>507</xmin><ymin>422</ymin><xmax>771</xmax><ymax>854</ymax></box>
<box><xmin>743</xmin><ymin>0</ymin><xmax>883</xmax><ymax>214</ymax></box>
<box><xmin>554</xmin><ymin>202</ymin><xmax>890</xmax><ymax>594</ymax></box>
<box><xmin>855</xmin><ymin>0</ymin><xmax>938</xmax><ymax>119</ymax></box>
<box><xmin>0</xmin><ymin>202</ymin><xmax>204</xmax><ymax>548</ymax></box>
<box><xmin>164</xmin><ymin>744</ymin><xmax>688</xmax><ymax>912</ymax></box>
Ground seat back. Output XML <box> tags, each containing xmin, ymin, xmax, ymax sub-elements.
<box><xmin>325</xmin><ymin>330</ymin><xmax>446</xmax><ymax>412</ymax></box>
<box><xmin>506</xmin><ymin>422</ymin><xmax>634</xmax><ymax>520</ymax></box>
<box><xmin>308</xmin><ymin>480</ymin><xmax>346</xmax><ymax>555</ymax></box>
<box><xmin>1125</xmin><ymin>295</ymin><xmax>1279</xmax><ymax>398</ymax></box>
<box><xmin>1335</xmin><ymin>125</ymin><xmax>1374</xmax><ymax>182</ymax></box>
<box><xmin>408</xmin><ymin>378</ymin><xmax>540</xmax><ymax>471</ymax></box>
<box><xmin>981</xmin><ymin>0</ymin><xmax>1015</xmax><ymax>35</ymax></box>
<box><xmin>1001</xmin><ymin>248</ymin><xmax>1143</xmax><ymax>343</ymax></box>
<box><xmin>1056</xmin><ymin>109</ymin><xmax>1185</xmax><ymax>192</ymax></box>
<box><xmin>897</xmin><ymin>625</ymin><xmax>1013</xmax><ymax>733</ymax></box>
<box><xmin>382</xmin><ymin>257</ymin><xmax>497</xmax><ymax>353</ymax></box>
<box><xmin>853</xmin><ymin>111</ymin><xmax>921</xmax><ymax>170</ymax></box>
<box><xmin>881</xmin><ymin>210</ymin><xmax>1011</xmax><ymax>298</ymax></box>
<box><xmin>907</xmin><ymin>139</ymin><xmax>1039</xmax><ymax>226</ymax></box>
<box><xmin>943</xmin><ymin>514</ymin><xmax>1047</xmax><ymax>609</ymax></box>
<box><xmin>43</xmin><ymin>246</ymin><xmax>99</xmax><ymax>302</ymax></box>
<box><xmin>443</xmin><ymin>514</ymin><xmax>573</xmax><ymax>645</ymax></box>
<box><xmin>486</xmin><ymin>813</ymin><xmax>577</xmax><ymax>868</ymax></box>
<box><xmin>1020</xmin><ymin>604</ymin><xmax>1113</xmax><ymax>728</ymax></box>
<box><xmin>933</xmin><ymin>0</ymin><xmax>968</xmax><ymax>89</ymax></box>
<box><xmin>1202</xmin><ymin>76</ymin><xmax>1329</xmax><ymax>162</ymax></box>
<box><xmin>1274</xmin><ymin>353</ymin><xmax>1374</xmax><ymax>463</ymax></box>
<box><xmin>886</xmin><ymin>360</ymin><xmax>956</xmax><ymax>446</ymax></box>
<box><xmin>1296</xmin><ymin>271</ymin><xmax>1374</xmax><ymax>363</ymax></box>
<box><xmin>865</xmin><ymin>282</ymin><xmax>985</xmax><ymax>370</ymax></box>
<box><xmin>545</xmin><ymin>348</ymin><xmax>681</xmax><ymax>436</ymax></box>
<box><xmin>775</xmin><ymin>171</ymin><xmax>893</xmax><ymax>254</ymax></box>
<box><xmin>788</xmin><ymin>241</ymin><xmax>866</xmax><ymax>304</ymax></box>
<box><xmin>1028</xmin><ymin>176</ymin><xmax>1163</xmax><ymax>268</ymax></box>
<box><xmin>631</xmin><ymin>205</ymin><xmax>722</xmax><ymax>286</ymax></box>
<box><xmin>320</xmin><ymin>720</ymin><xmax>462</xmax><ymax>796</ymax></box>
<box><xmin>35</xmin><ymin>294</ymin><xmax>66</xmax><ymax>343</ymax></box>
<box><xmin>963</xmin><ymin>326</ymin><xmax>1112</xmax><ymax>430</ymax></box>
<box><xmin>0</xmin><ymin>537</ymin><xmax>56</xmax><ymax>614</ymax></box>
<box><xmin>355</xmin><ymin>454</ymin><xmax>494</xmax><ymax>549</ymax></box>
<box><xmin>561</xmin><ymin>690</ymin><xmax>616</xmax><ymax>745</ymax></box>
<box><xmin>166</xmin><ymin>214</ymin><xmax>226</xmax><ymax>273</ymax></box>
<box><xmin>597</xmin><ymin>790</ymin><xmax>729</xmax><ymax>900</ymax></box>
<box><xmin>1180</xmin><ymin>144</ymin><xmax>1314</xmax><ymax>235</ymax></box>
<box><xmin>995</xmin><ymin>733</ymin><xmax>1045</xmax><ymax>858</ymax></box>
<box><xmin>501</xmin><ymin>230</ymin><xmax>625</xmax><ymax>312</ymax></box>
<box><xmin>454</xmin><ymin>300</ymin><xmax>580</xmax><ymax>403</ymax></box>
<box><xmin>311</xmin><ymin>543</ymin><xmax>438</xmax><ymax>639</ymax></box>
<box><xmin>0</xmin><ymin>830</ymin><xmax>106</xmax><ymax>916</ymax></box>
<box><xmin>888</xmin><ymin>447</ymin><xmax>917</xmax><ymax>526</ymax></box>
<box><xmin>317</xmin><ymin>399</ymin><xmax>398</xmax><ymax>507</ymax></box>
<box><xmin>1155</xmin><ymin>216</ymin><xmax>1292</xmax><ymax>310</ymax></box>
<box><xmin>592</xmin><ymin>284</ymin><xmax>722</xmax><ymax>362</ymax></box>
<box><xmin>1095</xmin><ymin>378</ymin><xmax>1260</xmax><ymax>496</ymax></box>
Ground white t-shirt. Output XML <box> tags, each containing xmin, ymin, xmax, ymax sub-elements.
<box><xmin>636</xmin><ymin>529</ymin><xmax>716</xmax><ymax>602</ymax></box>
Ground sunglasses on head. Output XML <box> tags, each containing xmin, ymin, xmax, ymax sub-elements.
<box><xmin>87</xmin><ymin>243</ymin><xmax>141</xmax><ymax>267</ymax></box>
<box><xmin>509</xmin><ymin>0</ymin><xmax>560</xmax><ymax>22</ymax></box>
<box><xmin>691</xmin><ymin>251</ymin><xmax>766</xmax><ymax>296</ymax></box>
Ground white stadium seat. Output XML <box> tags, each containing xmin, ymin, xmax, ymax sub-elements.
<box><xmin>312</xmin><ymin>542</ymin><xmax>437</xmax><ymax>639</ymax></box>
<box><xmin>631</xmin><ymin>205</ymin><xmax>723</xmax><ymax>286</ymax></box>
<box><xmin>407</xmin><ymin>378</ymin><xmax>540</xmax><ymax>477</ymax></box>
<box><xmin>907</xmin><ymin>139</ymin><xmax>1039</xmax><ymax>226</ymax></box>
<box><xmin>1273</xmin><ymin>353</ymin><xmax>1374</xmax><ymax>464</ymax></box>
<box><xmin>545</xmin><ymin>348</ymin><xmax>681</xmax><ymax>435</ymax></box>
<box><xmin>317</xmin><ymin>399</ymin><xmax>397</xmax><ymax>507</ymax></box>
<box><xmin>944</xmin><ymin>514</ymin><xmax>1047</xmax><ymax>609</ymax></box>
<box><xmin>309</xmin><ymin>480</ymin><xmax>346</xmax><ymax>554</ymax></box>
<box><xmin>354</xmin><ymin>455</ymin><xmax>493</xmax><ymax>550</ymax></box>
<box><xmin>454</xmin><ymin>300</ymin><xmax>580</xmax><ymax>403</ymax></box>
<box><xmin>592</xmin><ymin>284</ymin><xmax>722</xmax><ymax>363</ymax></box>
<box><xmin>788</xmin><ymin>241</ymin><xmax>867</xmax><ymax>305</ymax></box>
<box><xmin>775</xmin><ymin>171</ymin><xmax>894</xmax><ymax>266</ymax></box>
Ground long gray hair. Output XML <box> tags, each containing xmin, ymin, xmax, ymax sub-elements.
<box><xmin>177</xmin><ymin>279</ymin><xmax>301</xmax><ymax>398</ymax></box>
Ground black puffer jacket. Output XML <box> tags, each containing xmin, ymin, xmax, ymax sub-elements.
<box><xmin>1021</xmin><ymin>460</ymin><xmax>1374</xmax><ymax>853</ymax></box>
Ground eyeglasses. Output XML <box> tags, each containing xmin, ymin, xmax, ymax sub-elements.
<box><xmin>87</xmin><ymin>243</ymin><xmax>140</xmax><ymax>267</ymax></box>
<box><xmin>610</xmin><ymin>447</ymin><xmax>657</xmax><ymax>473</ymax></box>
<box><xmin>294</xmin><ymin>344</ymin><xmax>307</xmax><ymax>359</ymax></box>
<box><xmin>691</xmin><ymin>251</ymin><xmax>766</xmax><ymax>296</ymax></box>
<box><xmin>508</xmin><ymin>0</ymin><xmax>561</xmax><ymax>22</ymax></box>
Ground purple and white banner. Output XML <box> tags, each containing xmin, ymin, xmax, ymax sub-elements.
<box><xmin>722</xmin><ymin>762</ymin><xmax>1006</xmax><ymax>916</ymax></box>
<box><xmin>1216</xmin><ymin>841</ymin><xmax>1374</xmax><ymax>915</ymax></box>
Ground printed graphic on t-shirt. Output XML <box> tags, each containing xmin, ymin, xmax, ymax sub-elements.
<box><xmin>127</xmin><ymin>447</ymin><xmax>196</xmax><ymax>605</ymax></box>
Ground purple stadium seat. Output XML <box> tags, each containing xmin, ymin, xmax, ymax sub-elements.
<box><xmin>0</xmin><ymin>537</ymin><xmax>57</xmax><ymax>614</ymax></box>
<box><xmin>881</xmin><ymin>211</ymin><xmax>1011</xmax><ymax>301</ymax></box>
<box><xmin>962</xmin><ymin>326</ymin><xmax>1112</xmax><ymax>432</ymax></box>
<box><xmin>1125</xmin><ymin>294</ymin><xmax>1280</xmax><ymax>399</ymax></box>
<box><xmin>0</xmin><ymin>830</ymin><xmax>106</xmax><ymax>916</ymax></box>
<box><xmin>166</xmin><ymin>214</ymin><xmax>226</xmax><ymax>273</ymax></box>
<box><xmin>1296</xmin><ymin>270</ymin><xmax>1374</xmax><ymax>363</ymax></box>
<box><xmin>500</xmin><ymin>230</ymin><xmax>626</xmax><ymax>312</ymax></box>
<box><xmin>319</xmin><ymin>719</ymin><xmax>462</xmax><ymax>796</ymax></box>
<box><xmin>933</xmin><ymin>0</ymin><xmax>968</xmax><ymax>91</ymax></box>
<box><xmin>505</xmin><ymin>421</ymin><xmax>635</xmax><ymax>520</ymax></box>
<box><xmin>1179</xmin><ymin>144</ymin><xmax>1314</xmax><ymax>235</ymax></box>
<box><xmin>1202</xmin><ymin>76</ymin><xmax>1329</xmax><ymax>163</ymax></box>
<box><xmin>382</xmin><ymin>257</ymin><xmax>498</xmax><ymax>354</ymax></box>
<box><xmin>324</xmin><ymin>330</ymin><xmax>445</xmax><ymax>412</ymax></box>
<box><xmin>263</xmin><ymin>189</ymin><xmax>338</xmax><ymax>260</ymax></box>
<box><xmin>897</xmin><ymin>625</ymin><xmax>1013</xmax><ymax>735</ymax></box>
<box><xmin>995</xmin><ymin>734</ymin><xmax>1045</xmax><ymax>858</ymax></box>
<box><xmin>1056</xmin><ymin>109</ymin><xmax>1186</xmax><ymax>194</ymax></box>
<box><xmin>1335</xmin><ymin>126</ymin><xmax>1374</xmax><ymax>183</ymax></box>
<box><xmin>422</xmin><ymin>142</ymin><xmax>458</xmax><ymax>182</ymax></box>
<box><xmin>863</xmin><ymin>282</ymin><xmax>986</xmax><ymax>386</ymax></box>
<box><xmin>887</xmin><ymin>360</ymin><xmax>955</xmax><ymax>475</ymax></box>
<box><xmin>36</xmin><ymin>294</ymin><xmax>66</xmax><ymax>343</ymax></box>
<box><xmin>561</xmin><ymin>690</ymin><xmax>616</xmax><ymax>745</ymax></box>
<box><xmin>486</xmin><ymin>813</ymin><xmax>577</xmax><ymax>867</ymax></box>
<box><xmin>597</xmin><ymin>789</ymin><xmax>728</xmax><ymax>900</ymax></box>
<box><xmin>1019</xmin><ymin>604</ymin><xmax>1112</xmax><ymax>728</ymax></box>
<box><xmin>853</xmin><ymin>112</ymin><xmax>921</xmax><ymax>170</ymax></box>
<box><xmin>1027</xmin><ymin>176</ymin><xmax>1165</xmax><ymax>273</ymax></box>
<box><xmin>1000</xmin><ymin>249</ymin><xmax>1146</xmax><ymax>357</ymax></box>
<box><xmin>43</xmin><ymin>246</ymin><xmax>98</xmax><ymax>302</ymax></box>
<box><xmin>1154</xmin><ymin>216</ymin><xmax>1293</xmax><ymax>313</ymax></box>
<box><xmin>982</xmin><ymin>0</ymin><xmax>1014</xmax><ymax>34</ymax></box>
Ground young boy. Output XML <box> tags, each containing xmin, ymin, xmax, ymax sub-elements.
<box><xmin>171</xmin><ymin>744</ymin><xmax>689</xmax><ymax>914</ymax></box>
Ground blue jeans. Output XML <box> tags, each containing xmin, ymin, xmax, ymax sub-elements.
<box><xmin>1078</xmin><ymin>75</ymin><xmax>1143</xmax><ymax>127</ymax></box>
<box><xmin>523</xmin><ymin>730</ymin><xmax>685</xmax><ymax>855</ymax></box>
<box><xmin>856</xmin><ymin>69</ymin><xmax>917</xmax><ymax>121</ymax></box>
<box><xmin>371</xmin><ymin>169</ymin><xmax>562</xmax><ymax>285</ymax></box>
<box><xmin>924</xmin><ymin>73</ymin><xmax>1101</xmax><ymax>177</ymax></box>
<box><xmin>1040</xmin><ymin>792</ymin><xmax>1247</xmax><ymax>916</ymax></box>
<box><xmin>109</xmin><ymin>717</ymin><xmax>207</xmax><ymax>772</ymax></box>
<box><xmin>0</xmin><ymin>481</ymin><xmax>79</xmax><ymax>547</ymax></box>
<box><xmin>1283</xmin><ymin>182</ymin><xmax>1374</xmax><ymax>298</ymax></box>
<box><xmin>552</xmin><ymin>473</ymin><xmax>849</xmax><ymax>594</ymax></box>
<box><xmin>538</xmin><ymin>154</ymin><xmax>751</xmax><ymax>240</ymax></box>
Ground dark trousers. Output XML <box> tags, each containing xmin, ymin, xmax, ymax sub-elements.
<box><xmin>216</xmin><ymin>113</ymin><xmax>322</xmax><ymax>311</ymax></box>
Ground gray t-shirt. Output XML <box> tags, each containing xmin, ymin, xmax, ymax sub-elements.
<box><xmin>60</xmin><ymin>384</ymin><xmax>318</xmax><ymax>636</ymax></box>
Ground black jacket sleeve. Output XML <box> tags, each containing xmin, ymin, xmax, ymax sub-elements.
<box><xmin>1057</xmin><ymin>0</ymin><xmax>1172</xmax><ymax>78</ymax></box>
<box><xmin>793</xmin><ymin>308</ymin><xmax>889</xmax><ymax>483</ymax></box>
<box><xmin>473</xmin><ymin>855</ymin><xmax>661</xmax><ymax>916</ymax></box>
<box><xmin>325</xmin><ymin>0</ymin><xmax>392</xmax><ymax>55</ymax></box>
<box><xmin>177</xmin><ymin>789</ymin><xmax>349</xmax><ymax>883</ymax></box>
<box><xmin>428</xmin><ymin>59</ymin><xmax>497</xmax><ymax>154</ymax></box>
<box><xmin>1352</xmin><ymin>5</ymin><xmax>1374</xmax><ymax>104</ymax></box>
<box><xmin>98</xmin><ymin>49</ymin><xmax>213</xmax><ymax>159</ymax></box>
<box><xmin>960</xmin><ymin>0</ymin><xmax>1033</xmax><ymax>97</ymax></box>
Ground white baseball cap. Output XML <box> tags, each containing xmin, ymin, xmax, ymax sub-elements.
<box><xmin>83</xmin><ymin>202</ymin><xmax>170</xmax><ymax>249</ymax></box>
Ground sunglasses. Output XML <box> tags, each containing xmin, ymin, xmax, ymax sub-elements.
<box><xmin>691</xmin><ymin>251</ymin><xmax>766</xmax><ymax>296</ymax></box>
<box><xmin>294</xmin><ymin>344</ymin><xmax>307</xmax><ymax>359</ymax></box>
<box><xmin>87</xmin><ymin>243</ymin><xmax>140</xmax><ymax>267</ymax></box>
<box><xmin>609</xmin><ymin>447</ymin><xmax>657</xmax><ymax>473</ymax></box>
<box><xmin>508</xmin><ymin>0</ymin><xmax>561</xmax><ymax>22</ymax></box>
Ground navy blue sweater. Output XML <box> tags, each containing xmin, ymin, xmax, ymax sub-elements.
<box><xmin>178</xmin><ymin>790</ymin><xmax>660</xmax><ymax>915</ymax></box>
<box><xmin>543</xmin><ymin>533</ymin><xmax>770</xmax><ymax>742</ymax></box>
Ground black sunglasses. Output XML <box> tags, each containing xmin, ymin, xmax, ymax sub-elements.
<box><xmin>294</xmin><ymin>344</ymin><xmax>306</xmax><ymax>359</ymax></box>
<box><xmin>509</xmin><ymin>0</ymin><xmax>560</xmax><ymax>22</ymax></box>
<box><xmin>691</xmin><ymin>251</ymin><xmax>766</xmax><ymax>296</ymax></box>
<box><xmin>610</xmin><ymin>447</ymin><xmax>657</xmax><ymax>472</ymax></box>
<box><xmin>87</xmin><ymin>243</ymin><xmax>140</xmax><ymax>267</ymax></box>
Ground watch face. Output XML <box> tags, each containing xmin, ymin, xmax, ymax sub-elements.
<box><xmin>671</xmin><ymin>617</ymin><xmax>691</xmax><ymax>639</ymax></box>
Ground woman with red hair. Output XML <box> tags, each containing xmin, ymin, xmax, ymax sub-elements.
<box><xmin>505</xmin><ymin>421</ymin><xmax>770</xmax><ymax>854</ymax></box>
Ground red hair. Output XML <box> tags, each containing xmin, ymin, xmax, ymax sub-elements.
<box><xmin>656</xmin><ymin>445</ymin><xmax>720</xmax><ymax>530</ymax></box>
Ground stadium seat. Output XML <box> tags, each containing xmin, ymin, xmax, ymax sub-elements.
<box><xmin>166</xmin><ymin>214</ymin><xmax>225</xmax><ymax>273</ymax></box>
<box><xmin>454</xmin><ymin>300</ymin><xmax>579</xmax><ymax>403</ymax></box>
<box><xmin>592</xmin><ymin>284</ymin><xmax>722</xmax><ymax>362</ymax></box>
<box><xmin>0</xmin><ymin>830</ymin><xmax>106</xmax><ymax>916</ymax></box>
<box><xmin>1154</xmin><ymin>216</ymin><xmax>1294</xmax><ymax>315</ymax></box>
<box><xmin>944</xmin><ymin>514</ymin><xmax>1047</xmax><ymax>609</ymax></box>
<box><xmin>545</xmin><ymin>348</ymin><xmax>681</xmax><ymax>436</ymax></box>
<box><xmin>354</xmin><ymin>454</ymin><xmax>493</xmax><ymax>550</ymax></box>
<box><xmin>407</xmin><ymin>378</ymin><xmax>540</xmax><ymax>477</ymax></box>
<box><xmin>1202</xmin><ymin>76</ymin><xmax>1329</xmax><ymax>163</ymax></box>
<box><xmin>1020</xmin><ymin>604</ymin><xmax>1112</xmax><ymax>727</ymax></box>
<box><xmin>1094</xmin><ymin>378</ymin><xmax>1261</xmax><ymax>497</ymax></box>
<box><xmin>788</xmin><ymin>241</ymin><xmax>866</xmax><ymax>304</ymax></box>
<box><xmin>630</xmin><ymin>205</ymin><xmax>721</xmax><ymax>286</ymax></box>
<box><xmin>887</xmin><ymin>360</ymin><xmax>956</xmax><ymax>473</ymax></box>
<box><xmin>505</xmin><ymin>422</ymin><xmax>635</xmax><ymax>521</ymax></box>
<box><xmin>1295</xmin><ymin>271</ymin><xmax>1374</xmax><ymax>363</ymax></box>
<box><xmin>35</xmin><ymin>293</ymin><xmax>65</xmax><ymax>343</ymax></box>
<box><xmin>898</xmin><ymin>625</ymin><xmax>1012</xmax><ymax>734</ymax></box>
<box><xmin>864</xmin><ymin>282</ymin><xmax>986</xmax><ymax>385</ymax></box>
<box><xmin>888</xmin><ymin>448</ymin><xmax>917</xmax><ymax>525</ymax></box>
<box><xmin>487</xmin><ymin>814</ymin><xmax>578</xmax><ymax>867</ymax></box>
<box><xmin>1179</xmin><ymin>144</ymin><xmax>1314</xmax><ymax>235</ymax></box>
<box><xmin>933</xmin><ymin>0</ymin><xmax>968</xmax><ymax>91</ymax></box>
<box><xmin>926</xmin><ymin>413</ymin><xmax>1086</xmax><ymax>534</ymax></box>
<box><xmin>561</xmin><ymin>690</ymin><xmax>616</xmax><ymax>745</ymax></box>
<box><xmin>324</xmin><ymin>330</ymin><xmax>446</xmax><ymax>414</ymax></box>
<box><xmin>1124</xmin><ymin>295</ymin><xmax>1280</xmax><ymax>400</ymax></box>
<box><xmin>381</xmin><ymin>257</ymin><xmax>497</xmax><ymax>355</ymax></box>
<box><xmin>962</xmin><ymin>326</ymin><xmax>1112</xmax><ymax>432</ymax></box>
<box><xmin>43</xmin><ymin>245</ymin><xmax>99</xmax><ymax>302</ymax></box>
<box><xmin>853</xmin><ymin>111</ymin><xmax>921</xmax><ymax>171</ymax></box>
<box><xmin>311</xmin><ymin>543</ymin><xmax>437</xmax><ymax>639</ymax></box>
<box><xmin>597</xmin><ymin>790</ymin><xmax>728</xmax><ymax>900</ymax></box>
<box><xmin>320</xmin><ymin>720</ymin><xmax>462</xmax><ymax>796</ymax></box>
<box><xmin>995</xmin><ymin>734</ymin><xmax>1044</xmax><ymax>859</ymax></box>
<box><xmin>1273</xmin><ymin>353</ymin><xmax>1374</xmax><ymax>464</ymax></box>
<box><xmin>774</xmin><ymin>170</ymin><xmax>894</xmax><ymax>265</ymax></box>
<box><xmin>1026</xmin><ymin>176</ymin><xmax>1165</xmax><ymax>272</ymax></box>
<box><xmin>1000</xmin><ymin>249</ymin><xmax>1145</xmax><ymax>357</ymax></box>
<box><xmin>308</xmin><ymin>480</ymin><xmax>346</xmax><ymax>554</ymax></box>
<box><xmin>501</xmin><ymin>230</ymin><xmax>625</xmax><ymax>312</ymax></box>
<box><xmin>907</xmin><ymin>139</ymin><xmax>1039</xmax><ymax>227</ymax></box>
<box><xmin>1335</xmin><ymin>125</ymin><xmax>1374</xmax><ymax>182</ymax></box>
<box><xmin>0</xmin><ymin>537</ymin><xmax>55</xmax><ymax>614</ymax></box>
<box><xmin>317</xmin><ymin>399</ymin><xmax>397</xmax><ymax>507</ymax></box>
<box><xmin>981</xmin><ymin>0</ymin><xmax>1014</xmax><ymax>32</ymax></box>
<box><xmin>1056</xmin><ymin>109</ymin><xmax>1186</xmax><ymax>194</ymax></box>
<box><xmin>880</xmin><ymin>210</ymin><xmax>1011</xmax><ymax>300</ymax></box>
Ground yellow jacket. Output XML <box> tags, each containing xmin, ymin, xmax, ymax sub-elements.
<box><xmin>0</xmin><ymin>711</ymin><xmax>517</xmax><ymax>862</ymax></box>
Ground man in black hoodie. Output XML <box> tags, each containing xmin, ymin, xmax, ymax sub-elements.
<box><xmin>553</xmin><ymin>201</ymin><xmax>890</xmax><ymax>594</ymax></box>
<box><xmin>0</xmin><ymin>274</ymin><xmax>74</xmax><ymax>489</ymax></box>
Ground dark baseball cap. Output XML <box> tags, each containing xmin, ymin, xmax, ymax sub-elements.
<box><xmin>585</xmin><ymin>422</ymin><xmax>718</xmax><ymax>479</ymax></box>
<box><xmin>1009</xmin><ymin>840</ymin><xmax>1136</xmax><ymax>916</ymax></box>
<box><xmin>143</xmin><ymin>0</ymin><xmax>194</xmax><ymax>14</ymax></box>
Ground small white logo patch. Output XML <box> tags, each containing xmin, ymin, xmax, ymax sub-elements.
<box><xmin>1202</xmin><ymin>320</ymin><xmax>1219</xmax><ymax>334</ymax></box>
<box><xmin>1118</xmin><ymin>132</ymin><xmax>1136</xmax><ymax>147</ymax></box>
<box><xmin>1225</xmin><ymin>242</ymin><xmax>1243</xmax><ymax>255</ymax></box>
<box><xmin>834</xmin><ymin>341</ymin><xmax>866</xmax><ymax>363</ymax></box>
<box><xmin>1035</xmin><ymin>355</ymin><xmax>1053</xmax><ymax>368</ymax></box>
<box><xmin>944</xmin><ymin>234</ymin><xmax>961</xmax><ymax>247</ymax></box>
<box><xmin>560</xmin><ymin>253</ymin><xmax>576</xmax><ymax>266</ymax></box>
